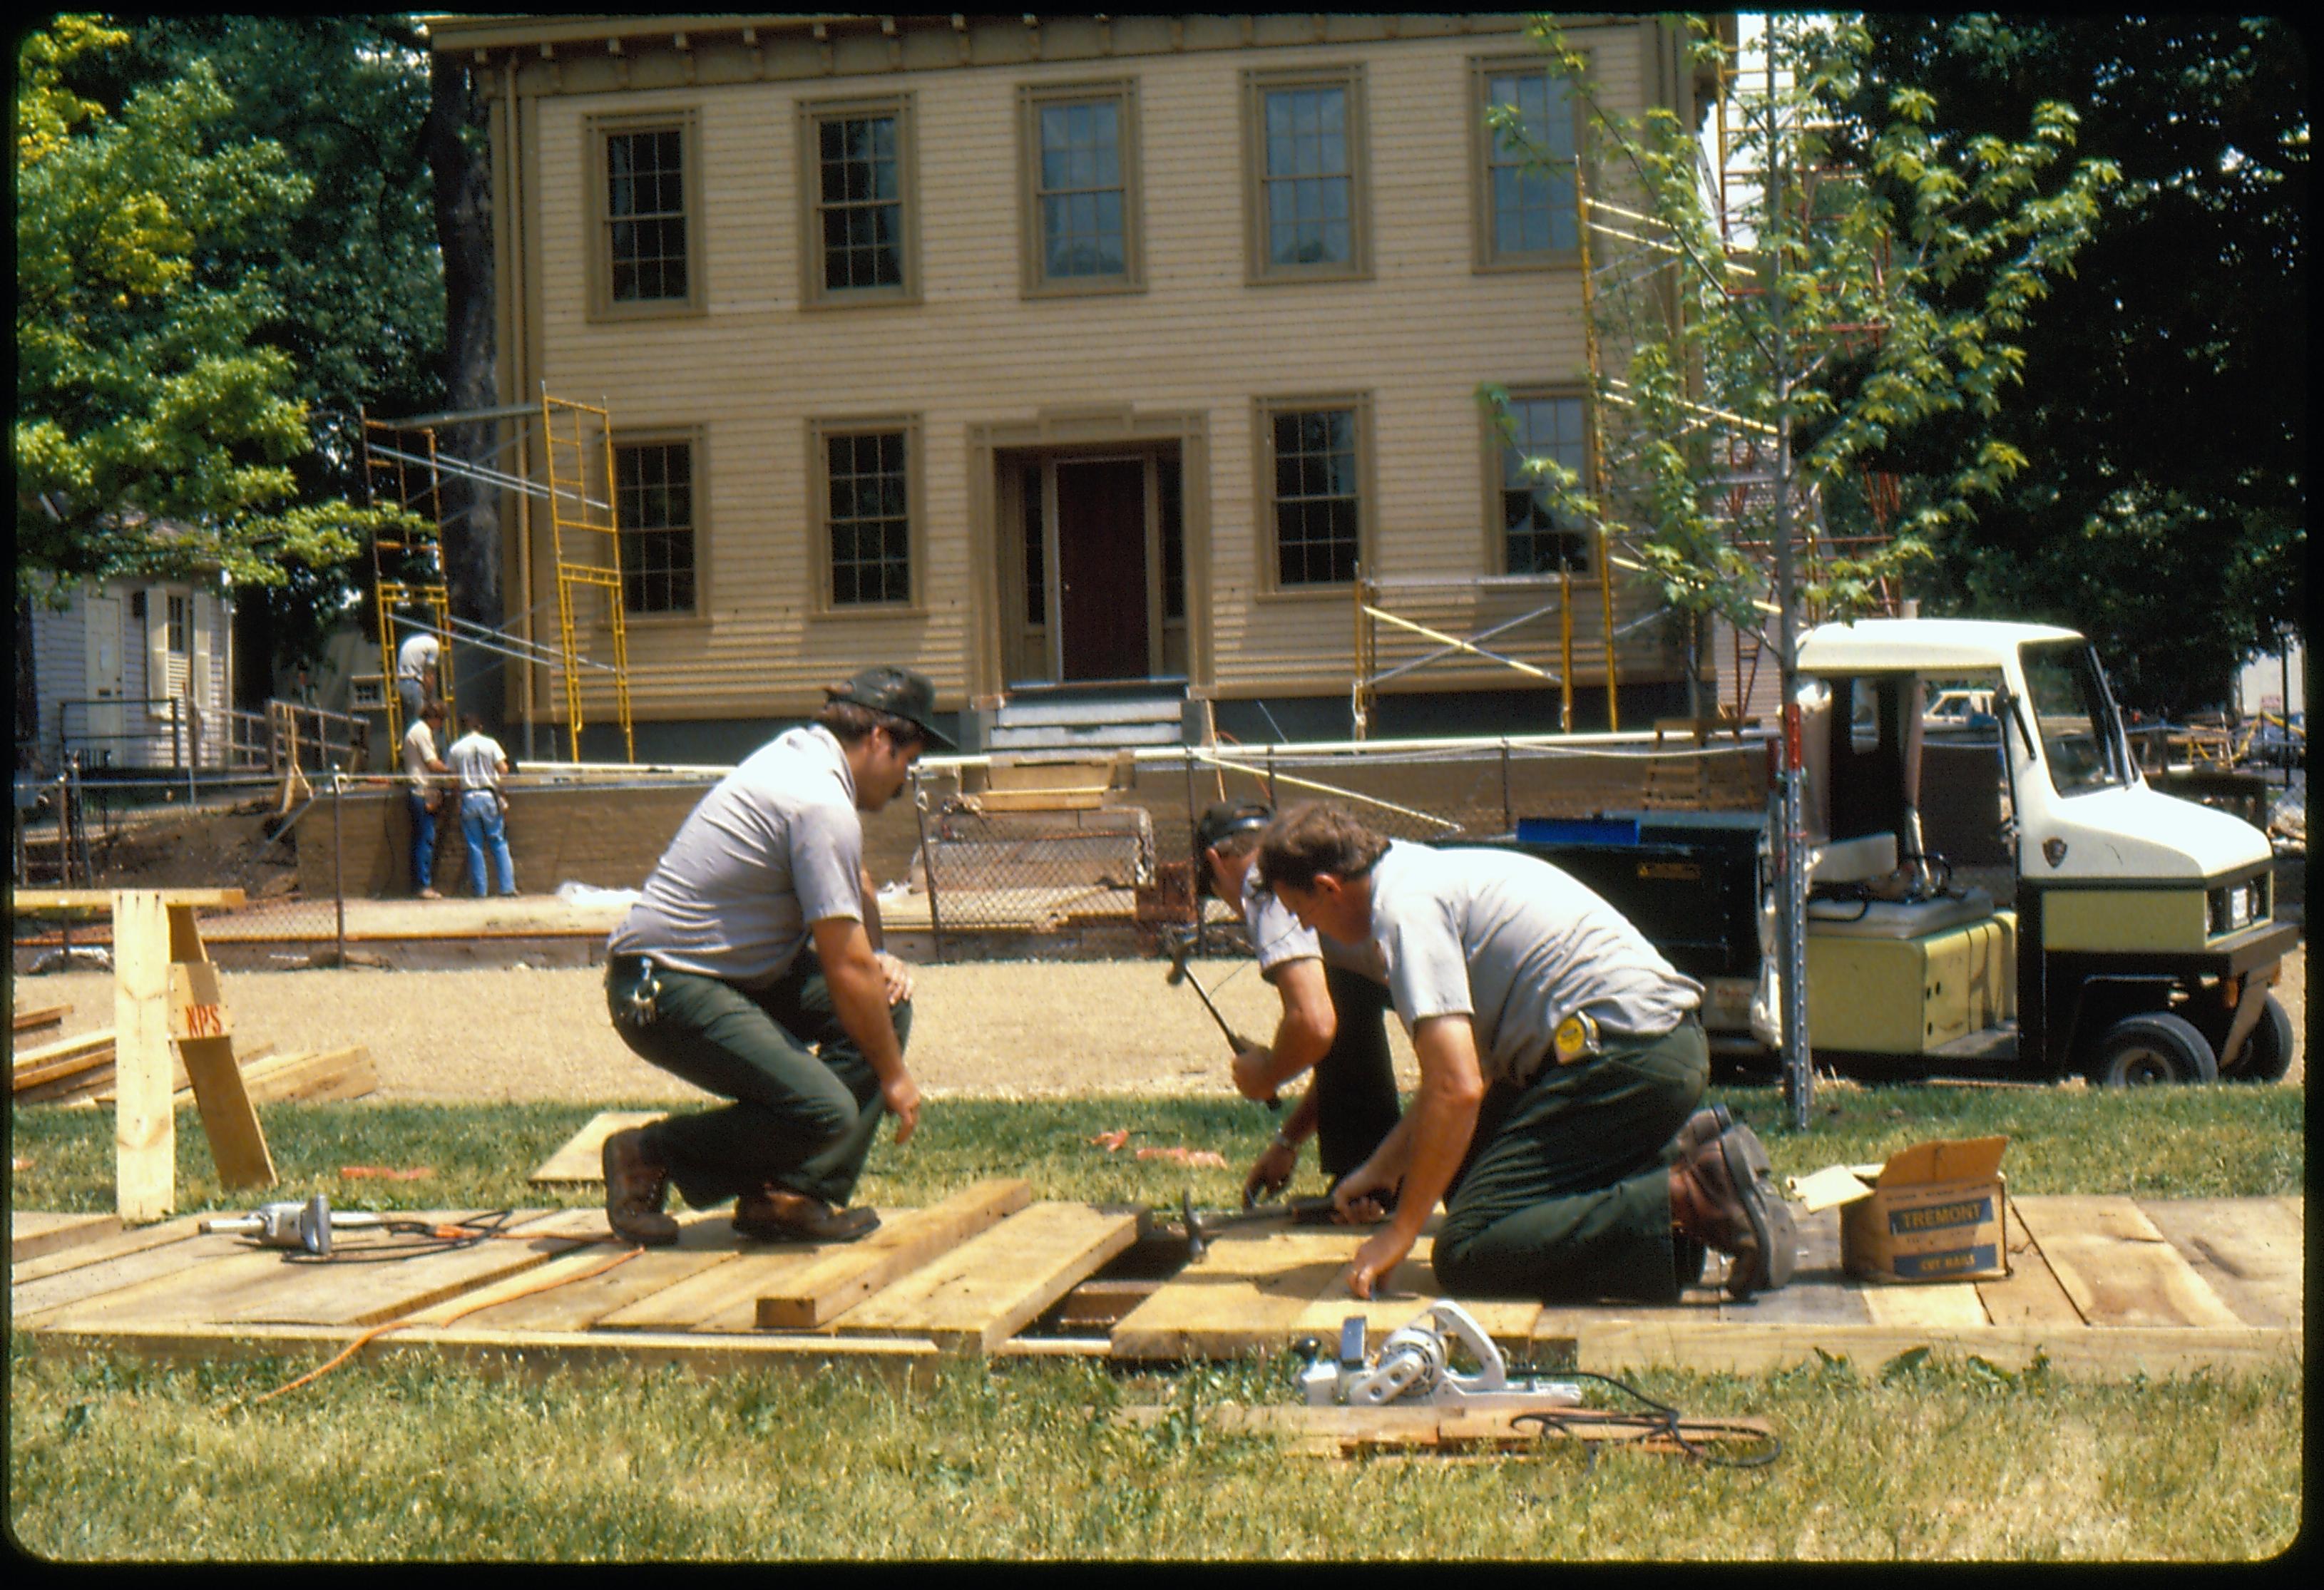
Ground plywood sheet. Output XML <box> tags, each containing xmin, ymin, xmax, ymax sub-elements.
<box><xmin>1110</xmin><ymin>1229</ymin><xmax>1368</xmax><ymax>1360</ymax></box>
<box><xmin>832</xmin><ymin>1202</ymin><xmax>1137</xmax><ymax>1351</ymax></box>
<box><xmin>1859</xmin><ymin>1281</ymin><xmax>1990</xmax><ymax>1329</ymax></box>
<box><xmin>9</xmin><ymin>1215</ymin><xmax>205</xmax><ymax>1286</ymax></box>
<box><xmin>10</xmin><ymin>1213</ymin><xmax>120</xmax><ymax>1265</ymax></box>
<box><xmin>222</xmin><ymin>1213</ymin><xmax>601</xmax><ymax>1328</ymax></box>
<box><xmin>1978</xmin><ymin>1193</ymin><xmax>2085</xmax><ymax>1327</ymax></box>
<box><xmin>597</xmin><ymin>1244</ymin><xmax>832</xmax><ymax>1331</ymax></box>
<box><xmin>1285</xmin><ymin>1238</ymin><xmax>1542</xmax><ymax>1353</ymax></box>
<box><xmin>529</xmin><ymin>1111</ymin><xmax>665</xmax><ymax>1184</ymax></box>
<box><xmin>2136</xmin><ymin>1196</ymin><xmax>2303</xmax><ymax>1331</ymax></box>
<box><xmin>2013</xmin><ymin>1195</ymin><xmax>2242</xmax><ymax>1329</ymax></box>
<box><xmin>753</xmin><ymin>1179</ymin><xmax>1033</xmax><ymax>1330</ymax></box>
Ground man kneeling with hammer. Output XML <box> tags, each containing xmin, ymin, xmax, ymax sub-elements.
<box><xmin>1254</xmin><ymin>801</ymin><xmax>1795</xmax><ymax>1304</ymax></box>
<box><xmin>598</xmin><ymin>667</ymin><xmax>945</xmax><ymax>1246</ymax></box>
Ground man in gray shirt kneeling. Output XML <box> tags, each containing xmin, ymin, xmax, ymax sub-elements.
<box><xmin>1255</xmin><ymin>801</ymin><xmax>1796</xmax><ymax>1305</ymax></box>
<box><xmin>598</xmin><ymin>667</ymin><xmax>947</xmax><ymax>1247</ymax></box>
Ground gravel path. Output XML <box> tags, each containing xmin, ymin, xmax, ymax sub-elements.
<box><xmin>21</xmin><ymin>941</ymin><xmax>2302</xmax><ymax>1101</ymax></box>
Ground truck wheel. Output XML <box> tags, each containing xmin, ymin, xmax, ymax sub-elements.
<box><xmin>2093</xmin><ymin>1012</ymin><xmax>2219</xmax><ymax>1087</ymax></box>
<box><xmin>2220</xmin><ymin>994</ymin><xmax>2295</xmax><ymax>1084</ymax></box>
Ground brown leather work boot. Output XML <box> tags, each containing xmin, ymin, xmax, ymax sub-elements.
<box><xmin>1672</xmin><ymin>1102</ymin><xmax>1734</xmax><ymax>1163</ymax></box>
<box><xmin>603</xmin><ymin>1126</ymin><xmax>679</xmax><ymax>1248</ymax></box>
<box><xmin>733</xmin><ymin>1186</ymin><xmax>880</xmax><ymax>1244</ymax></box>
<box><xmin>1669</xmin><ymin>1122</ymin><xmax>1796</xmax><ymax>1298</ymax></box>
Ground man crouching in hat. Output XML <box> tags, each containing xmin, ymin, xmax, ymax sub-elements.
<box><xmin>1194</xmin><ymin>800</ymin><xmax>1402</xmax><ymax>1209</ymax></box>
<box><xmin>598</xmin><ymin>667</ymin><xmax>950</xmax><ymax>1246</ymax></box>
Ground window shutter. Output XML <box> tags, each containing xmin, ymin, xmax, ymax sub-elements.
<box><xmin>190</xmin><ymin>592</ymin><xmax>215</xmax><ymax>758</ymax></box>
<box><xmin>145</xmin><ymin>588</ymin><xmax>171</xmax><ymax>722</ymax></box>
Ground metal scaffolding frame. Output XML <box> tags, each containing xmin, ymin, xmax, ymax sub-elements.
<box><xmin>359</xmin><ymin>390</ymin><xmax>636</xmax><ymax>765</ymax></box>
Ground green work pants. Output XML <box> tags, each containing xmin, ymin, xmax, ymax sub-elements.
<box><xmin>1313</xmin><ymin>964</ymin><xmax>1403</xmax><ymax>1181</ymax></box>
<box><xmin>1430</xmin><ymin>1015</ymin><xmax>1708</xmax><ymax>1306</ymax></box>
<box><xmin>604</xmin><ymin>951</ymin><xmax>908</xmax><ymax>1210</ymax></box>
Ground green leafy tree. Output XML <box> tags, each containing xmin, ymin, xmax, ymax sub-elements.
<box><xmin>1833</xmin><ymin>16</ymin><xmax>2305</xmax><ymax>717</ymax></box>
<box><xmin>1481</xmin><ymin>14</ymin><xmax>2116</xmax><ymax>1124</ymax></box>
<box><xmin>1483</xmin><ymin>14</ymin><xmax>2116</xmax><ymax>652</ymax></box>
<box><xmin>14</xmin><ymin>17</ymin><xmax>416</xmax><ymax>607</ymax></box>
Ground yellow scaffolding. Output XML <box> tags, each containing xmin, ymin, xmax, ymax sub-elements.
<box><xmin>360</xmin><ymin>414</ymin><xmax>456</xmax><ymax>759</ymax></box>
<box><xmin>540</xmin><ymin>393</ymin><xmax>635</xmax><ymax>763</ymax></box>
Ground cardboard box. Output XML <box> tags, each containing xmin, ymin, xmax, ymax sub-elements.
<box><xmin>1788</xmin><ymin>1137</ymin><xmax>2010</xmax><ymax>1284</ymax></box>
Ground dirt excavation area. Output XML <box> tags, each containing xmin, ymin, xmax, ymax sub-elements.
<box><xmin>21</xmin><ymin>943</ymin><xmax>2303</xmax><ymax>1102</ymax></box>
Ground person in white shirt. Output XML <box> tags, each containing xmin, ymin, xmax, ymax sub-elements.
<box><xmin>400</xmin><ymin>702</ymin><xmax>450</xmax><ymax>899</ymax></box>
<box><xmin>1256</xmin><ymin>801</ymin><xmax>1795</xmax><ymax>1306</ymax></box>
<box><xmin>396</xmin><ymin>626</ymin><xmax>441</xmax><ymax>726</ymax></box>
<box><xmin>446</xmin><ymin>713</ymin><xmax>516</xmax><ymax>898</ymax></box>
<box><xmin>1192</xmin><ymin>800</ymin><xmax>1401</xmax><ymax>1209</ymax></box>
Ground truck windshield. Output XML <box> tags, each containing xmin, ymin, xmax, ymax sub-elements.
<box><xmin>2019</xmin><ymin>640</ymin><xmax>2131</xmax><ymax>796</ymax></box>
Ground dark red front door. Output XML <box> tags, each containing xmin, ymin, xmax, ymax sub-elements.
<box><xmin>1055</xmin><ymin>460</ymin><xmax>1150</xmax><ymax>681</ymax></box>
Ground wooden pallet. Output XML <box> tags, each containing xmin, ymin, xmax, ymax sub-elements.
<box><xmin>8</xmin><ymin>1194</ymin><xmax>2300</xmax><ymax>1382</ymax></box>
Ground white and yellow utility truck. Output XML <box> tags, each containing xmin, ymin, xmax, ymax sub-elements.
<box><xmin>1498</xmin><ymin>617</ymin><xmax>2295</xmax><ymax>1087</ymax></box>
<box><xmin>1784</xmin><ymin>617</ymin><xmax>2296</xmax><ymax>1084</ymax></box>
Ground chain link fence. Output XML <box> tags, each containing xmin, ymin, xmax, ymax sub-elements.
<box><xmin>901</xmin><ymin>734</ymin><xmax>1769</xmax><ymax>957</ymax></box>
<box><xmin>13</xmin><ymin>731</ymin><xmax>1769</xmax><ymax>971</ymax></box>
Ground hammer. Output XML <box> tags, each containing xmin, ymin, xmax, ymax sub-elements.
<box><xmin>1163</xmin><ymin>934</ymin><xmax>1280</xmax><ymax>1111</ymax></box>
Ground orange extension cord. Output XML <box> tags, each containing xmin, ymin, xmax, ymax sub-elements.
<box><xmin>240</xmin><ymin>1236</ymin><xmax>645</xmax><ymax>1408</ymax></box>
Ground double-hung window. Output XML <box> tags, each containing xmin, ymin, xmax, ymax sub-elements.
<box><xmin>812</xmin><ymin>420</ymin><xmax>921</xmax><ymax>609</ymax></box>
<box><xmin>800</xmin><ymin>96</ymin><xmax>918</xmax><ymax>305</ymax></box>
<box><xmin>588</xmin><ymin>113</ymin><xmax>704</xmax><ymax>318</ymax></box>
<box><xmin>614</xmin><ymin>438</ymin><xmax>700</xmax><ymax>617</ymax></box>
<box><xmin>1020</xmin><ymin>81</ymin><xmax>1143</xmax><ymax>294</ymax></box>
<box><xmin>1474</xmin><ymin>59</ymin><xmax>1581</xmax><ymax>268</ymax></box>
<box><xmin>1493</xmin><ymin>392</ymin><xmax>1592</xmax><ymax>574</ymax></box>
<box><xmin>1243</xmin><ymin>67</ymin><xmax>1370</xmax><ymax>282</ymax></box>
<box><xmin>1258</xmin><ymin>397</ymin><xmax>1371</xmax><ymax>590</ymax></box>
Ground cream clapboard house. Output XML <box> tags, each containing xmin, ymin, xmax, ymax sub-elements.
<box><xmin>21</xmin><ymin>575</ymin><xmax>235</xmax><ymax>774</ymax></box>
<box><xmin>429</xmin><ymin>13</ymin><xmax>1719</xmax><ymax>757</ymax></box>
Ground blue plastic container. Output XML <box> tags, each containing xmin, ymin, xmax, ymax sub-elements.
<box><xmin>1515</xmin><ymin>815</ymin><xmax>1642</xmax><ymax>846</ymax></box>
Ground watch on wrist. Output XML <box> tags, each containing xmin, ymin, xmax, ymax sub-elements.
<box><xmin>1271</xmin><ymin>1132</ymin><xmax>1298</xmax><ymax>1154</ymax></box>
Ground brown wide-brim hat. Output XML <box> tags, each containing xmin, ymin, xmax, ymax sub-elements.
<box><xmin>828</xmin><ymin>665</ymin><xmax>955</xmax><ymax>749</ymax></box>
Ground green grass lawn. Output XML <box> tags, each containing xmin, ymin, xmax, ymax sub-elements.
<box><xmin>8</xmin><ymin>1081</ymin><xmax>2305</xmax><ymax>1216</ymax></box>
<box><xmin>8</xmin><ymin>1086</ymin><xmax>2304</xmax><ymax>1561</ymax></box>
<box><xmin>7</xmin><ymin>1337</ymin><xmax>2300</xmax><ymax>1560</ymax></box>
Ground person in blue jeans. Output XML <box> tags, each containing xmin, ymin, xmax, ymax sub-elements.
<box><xmin>401</xmin><ymin>702</ymin><xmax>450</xmax><ymax>899</ymax></box>
<box><xmin>445</xmin><ymin>712</ymin><xmax>517</xmax><ymax>897</ymax></box>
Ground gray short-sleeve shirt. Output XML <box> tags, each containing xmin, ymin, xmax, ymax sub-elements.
<box><xmin>1363</xmin><ymin>841</ymin><xmax>1702</xmax><ymax>1085</ymax></box>
<box><xmin>607</xmin><ymin>725</ymin><xmax>864</xmax><ymax>986</ymax></box>
<box><xmin>1242</xmin><ymin>869</ymin><xmax>1381</xmax><ymax>980</ymax></box>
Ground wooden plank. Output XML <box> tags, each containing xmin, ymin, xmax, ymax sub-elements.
<box><xmin>599</xmin><ymin>1246</ymin><xmax>826</xmax><ymax>1332</ymax></box>
<box><xmin>11</xmin><ymin>888</ymin><xmax>245</xmax><ymax>912</ymax></box>
<box><xmin>219</xmin><ymin>1211</ymin><xmax>599</xmax><ymax>1328</ymax></box>
<box><xmin>831</xmin><ymin>1202</ymin><xmax>1137</xmax><ymax>1352</ymax></box>
<box><xmin>1980</xmin><ymin>1193</ymin><xmax>2085</xmax><ymax>1327</ymax></box>
<box><xmin>165</xmin><ymin>901</ymin><xmax>274</xmax><ymax>1191</ymax></box>
<box><xmin>1287</xmin><ymin>1237</ymin><xmax>1542</xmax><ymax>1355</ymax></box>
<box><xmin>1859</xmin><ymin>1282</ymin><xmax>1990</xmax><ymax>1329</ymax></box>
<box><xmin>1576</xmin><ymin>1320</ymin><xmax>2298</xmax><ymax>1380</ymax></box>
<box><xmin>528</xmin><ymin>1110</ymin><xmax>667</xmax><ymax>1184</ymax></box>
<box><xmin>13</xmin><ymin>1001</ymin><xmax>70</xmax><ymax>1034</ymax></box>
<box><xmin>177</xmin><ymin>1034</ymin><xmax>275</xmax><ymax>1189</ymax></box>
<box><xmin>1111</xmin><ymin>1402</ymin><xmax>1775</xmax><ymax>1458</ymax></box>
<box><xmin>1109</xmin><ymin>1229</ymin><xmax>1368</xmax><ymax>1360</ymax></box>
<box><xmin>444</xmin><ymin>1215</ymin><xmax>747</xmax><ymax>1332</ymax></box>
<box><xmin>26</xmin><ymin>1243</ymin><xmax>300</xmax><ymax>1332</ymax></box>
<box><xmin>8</xmin><ymin>1215</ymin><xmax>207</xmax><ymax>1286</ymax></box>
<box><xmin>11</xmin><ymin>1212</ymin><xmax>121</xmax><ymax>1264</ymax></box>
<box><xmin>2137</xmin><ymin>1196</ymin><xmax>2304</xmax><ymax>1331</ymax></box>
<box><xmin>754</xmin><ymin>1178</ymin><xmax>1034</xmax><ymax>1330</ymax></box>
<box><xmin>112</xmin><ymin>891</ymin><xmax>179</xmax><ymax>1223</ymax></box>
<box><xmin>12</xmin><ymin>1030</ymin><xmax>116</xmax><ymax>1082</ymax></box>
<box><xmin>237</xmin><ymin>1045</ymin><xmax>374</xmax><ymax>1105</ymax></box>
<box><xmin>2013</xmin><ymin>1195</ymin><xmax>2243</xmax><ymax>1329</ymax></box>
